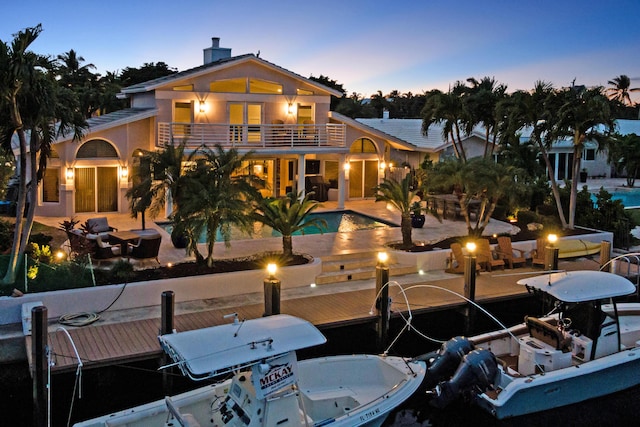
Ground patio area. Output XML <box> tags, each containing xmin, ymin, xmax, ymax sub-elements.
<box><xmin>35</xmin><ymin>199</ymin><xmax>521</xmax><ymax>269</ymax></box>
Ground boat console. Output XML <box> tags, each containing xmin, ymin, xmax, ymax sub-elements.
<box><xmin>518</xmin><ymin>317</ymin><xmax>572</xmax><ymax>375</ymax></box>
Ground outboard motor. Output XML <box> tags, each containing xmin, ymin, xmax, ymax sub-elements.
<box><xmin>415</xmin><ymin>336</ymin><xmax>475</xmax><ymax>388</ymax></box>
<box><xmin>428</xmin><ymin>348</ymin><xmax>499</xmax><ymax>409</ymax></box>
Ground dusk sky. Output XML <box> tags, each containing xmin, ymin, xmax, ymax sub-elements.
<box><xmin>3</xmin><ymin>0</ymin><xmax>640</xmax><ymax>100</ymax></box>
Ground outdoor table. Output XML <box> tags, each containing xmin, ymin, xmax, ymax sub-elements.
<box><xmin>108</xmin><ymin>230</ymin><xmax>141</xmax><ymax>255</ymax></box>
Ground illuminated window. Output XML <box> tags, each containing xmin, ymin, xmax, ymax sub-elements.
<box><xmin>297</xmin><ymin>88</ymin><xmax>314</xmax><ymax>95</ymax></box>
<box><xmin>210</xmin><ymin>78</ymin><xmax>246</xmax><ymax>93</ymax></box>
<box><xmin>77</xmin><ymin>140</ymin><xmax>118</xmax><ymax>158</ymax></box>
<box><xmin>249</xmin><ymin>78</ymin><xmax>282</xmax><ymax>94</ymax></box>
<box><xmin>173</xmin><ymin>84</ymin><xmax>193</xmax><ymax>91</ymax></box>
<box><xmin>349</xmin><ymin>138</ymin><xmax>377</xmax><ymax>153</ymax></box>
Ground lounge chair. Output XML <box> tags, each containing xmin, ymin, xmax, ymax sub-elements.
<box><xmin>446</xmin><ymin>243</ymin><xmax>481</xmax><ymax>274</ymax></box>
<box><xmin>92</xmin><ymin>236</ymin><xmax>122</xmax><ymax>266</ymax></box>
<box><xmin>476</xmin><ymin>238</ymin><xmax>505</xmax><ymax>272</ymax></box>
<box><xmin>127</xmin><ymin>232</ymin><xmax>161</xmax><ymax>265</ymax></box>
<box><xmin>85</xmin><ymin>217</ymin><xmax>118</xmax><ymax>240</ymax></box>
<box><xmin>496</xmin><ymin>236</ymin><xmax>527</xmax><ymax>268</ymax></box>
<box><xmin>531</xmin><ymin>238</ymin><xmax>546</xmax><ymax>268</ymax></box>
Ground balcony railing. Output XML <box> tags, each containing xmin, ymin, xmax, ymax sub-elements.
<box><xmin>157</xmin><ymin>122</ymin><xmax>346</xmax><ymax>149</ymax></box>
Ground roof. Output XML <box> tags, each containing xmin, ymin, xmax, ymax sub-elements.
<box><xmin>159</xmin><ymin>314</ymin><xmax>326</xmax><ymax>381</ymax></box>
<box><xmin>55</xmin><ymin>108</ymin><xmax>157</xmax><ymax>144</ymax></box>
<box><xmin>354</xmin><ymin>117</ymin><xmax>488</xmax><ymax>152</ymax></box>
<box><xmin>517</xmin><ymin>270</ymin><xmax>635</xmax><ymax>302</ymax></box>
<box><xmin>120</xmin><ymin>54</ymin><xmax>343</xmax><ymax>98</ymax></box>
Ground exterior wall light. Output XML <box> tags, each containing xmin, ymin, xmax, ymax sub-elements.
<box><xmin>199</xmin><ymin>100</ymin><xmax>206</xmax><ymax>113</ymax></box>
<box><xmin>66</xmin><ymin>168</ymin><xmax>74</xmax><ymax>181</ymax></box>
<box><xmin>120</xmin><ymin>166</ymin><xmax>128</xmax><ymax>179</ymax></box>
<box><xmin>287</xmin><ymin>103</ymin><xmax>294</xmax><ymax>115</ymax></box>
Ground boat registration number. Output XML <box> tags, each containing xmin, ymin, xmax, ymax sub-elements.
<box><xmin>360</xmin><ymin>408</ymin><xmax>380</xmax><ymax>422</ymax></box>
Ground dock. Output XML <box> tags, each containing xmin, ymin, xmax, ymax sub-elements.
<box><xmin>26</xmin><ymin>259</ymin><xmax>601</xmax><ymax>373</ymax></box>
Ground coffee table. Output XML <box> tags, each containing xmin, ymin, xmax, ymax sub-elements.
<box><xmin>108</xmin><ymin>231</ymin><xmax>141</xmax><ymax>255</ymax></box>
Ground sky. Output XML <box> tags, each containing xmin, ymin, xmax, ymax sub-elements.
<box><xmin>3</xmin><ymin>0</ymin><xmax>640</xmax><ymax>100</ymax></box>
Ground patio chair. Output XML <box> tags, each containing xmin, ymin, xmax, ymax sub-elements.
<box><xmin>127</xmin><ymin>233</ymin><xmax>161</xmax><ymax>265</ymax></box>
<box><xmin>496</xmin><ymin>236</ymin><xmax>527</xmax><ymax>268</ymax></box>
<box><xmin>92</xmin><ymin>236</ymin><xmax>122</xmax><ymax>266</ymax></box>
<box><xmin>531</xmin><ymin>238</ymin><xmax>547</xmax><ymax>268</ymax></box>
<box><xmin>85</xmin><ymin>217</ymin><xmax>118</xmax><ymax>240</ymax></box>
<box><xmin>445</xmin><ymin>243</ymin><xmax>481</xmax><ymax>274</ymax></box>
<box><xmin>476</xmin><ymin>238</ymin><xmax>505</xmax><ymax>272</ymax></box>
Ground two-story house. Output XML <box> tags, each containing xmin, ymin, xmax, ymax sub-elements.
<box><xmin>35</xmin><ymin>38</ymin><xmax>442</xmax><ymax>219</ymax></box>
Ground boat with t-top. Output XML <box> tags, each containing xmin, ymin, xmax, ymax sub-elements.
<box><xmin>74</xmin><ymin>313</ymin><xmax>426</xmax><ymax>427</ymax></box>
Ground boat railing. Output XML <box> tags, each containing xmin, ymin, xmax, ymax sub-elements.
<box><xmin>600</xmin><ymin>252</ymin><xmax>640</xmax><ymax>296</ymax></box>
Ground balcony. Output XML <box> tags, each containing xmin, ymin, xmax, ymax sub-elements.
<box><xmin>157</xmin><ymin>122</ymin><xmax>346</xmax><ymax>151</ymax></box>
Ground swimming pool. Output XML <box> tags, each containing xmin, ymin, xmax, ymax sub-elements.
<box><xmin>157</xmin><ymin>210</ymin><xmax>397</xmax><ymax>242</ymax></box>
<box><xmin>591</xmin><ymin>188</ymin><xmax>640</xmax><ymax>208</ymax></box>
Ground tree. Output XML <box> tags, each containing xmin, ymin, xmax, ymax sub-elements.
<box><xmin>465</xmin><ymin>76</ymin><xmax>508</xmax><ymax>158</ymax></box>
<box><xmin>0</xmin><ymin>24</ymin><xmax>86</xmax><ymax>285</ymax></box>
<box><xmin>119</xmin><ymin>62</ymin><xmax>177</xmax><ymax>87</ymax></box>
<box><xmin>172</xmin><ymin>146</ymin><xmax>263</xmax><ymax>267</ymax></box>
<box><xmin>253</xmin><ymin>192</ymin><xmax>326</xmax><ymax>258</ymax></box>
<box><xmin>56</xmin><ymin>49</ymin><xmax>99</xmax><ymax>118</ymax></box>
<box><xmin>606</xmin><ymin>74</ymin><xmax>639</xmax><ymax>106</ymax></box>
<box><xmin>607</xmin><ymin>133</ymin><xmax>640</xmax><ymax>187</ymax></box>
<box><xmin>374</xmin><ymin>175</ymin><xmax>439</xmax><ymax>249</ymax></box>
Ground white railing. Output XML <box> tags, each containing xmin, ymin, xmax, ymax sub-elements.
<box><xmin>157</xmin><ymin>122</ymin><xmax>346</xmax><ymax>149</ymax></box>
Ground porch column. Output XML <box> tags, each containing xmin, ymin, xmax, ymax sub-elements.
<box><xmin>338</xmin><ymin>153</ymin><xmax>346</xmax><ymax>209</ymax></box>
<box><xmin>297</xmin><ymin>154</ymin><xmax>306</xmax><ymax>199</ymax></box>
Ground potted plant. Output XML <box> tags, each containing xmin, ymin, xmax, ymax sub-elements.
<box><xmin>579</xmin><ymin>168</ymin><xmax>588</xmax><ymax>183</ymax></box>
<box><xmin>410</xmin><ymin>201</ymin><xmax>426</xmax><ymax>228</ymax></box>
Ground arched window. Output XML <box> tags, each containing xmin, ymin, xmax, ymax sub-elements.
<box><xmin>349</xmin><ymin>138</ymin><xmax>377</xmax><ymax>154</ymax></box>
<box><xmin>76</xmin><ymin>140</ymin><xmax>118</xmax><ymax>158</ymax></box>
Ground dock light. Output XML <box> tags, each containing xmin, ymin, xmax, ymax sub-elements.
<box><xmin>466</xmin><ymin>241</ymin><xmax>477</xmax><ymax>253</ymax></box>
<box><xmin>548</xmin><ymin>233</ymin><xmax>558</xmax><ymax>246</ymax></box>
<box><xmin>267</xmin><ymin>263</ymin><xmax>277</xmax><ymax>278</ymax></box>
<box><xmin>546</xmin><ymin>234</ymin><xmax>559</xmax><ymax>271</ymax></box>
<box><xmin>377</xmin><ymin>251</ymin><xmax>389</xmax><ymax>265</ymax></box>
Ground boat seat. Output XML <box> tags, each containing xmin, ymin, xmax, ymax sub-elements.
<box><xmin>165</xmin><ymin>396</ymin><xmax>201</xmax><ymax>427</ymax></box>
<box><xmin>525</xmin><ymin>316</ymin><xmax>571</xmax><ymax>353</ymax></box>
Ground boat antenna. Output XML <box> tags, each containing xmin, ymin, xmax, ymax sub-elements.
<box><xmin>223</xmin><ymin>312</ymin><xmax>245</xmax><ymax>337</ymax></box>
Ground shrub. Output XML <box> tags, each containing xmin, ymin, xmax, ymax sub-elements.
<box><xmin>516</xmin><ymin>210</ymin><xmax>538</xmax><ymax>225</ymax></box>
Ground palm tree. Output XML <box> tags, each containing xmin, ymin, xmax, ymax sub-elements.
<box><xmin>0</xmin><ymin>24</ymin><xmax>86</xmax><ymax>285</ymax></box>
<box><xmin>253</xmin><ymin>192</ymin><xmax>327</xmax><ymax>258</ymax></box>
<box><xmin>606</xmin><ymin>74</ymin><xmax>639</xmax><ymax>106</ymax></box>
<box><xmin>374</xmin><ymin>175</ymin><xmax>434</xmax><ymax>249</ymax></box>
<box><xmin>422</xmin><ymin>83</ymin><xmax>469</xmax><ymax>161</ymax></box>
<box><xmin>172</xmin><ymin>146</ymin><xmax>263</xmax><ymax>267</ymax></box>
<box><xmin>465</xmin><ymin>76</ymin><xmax>508</xmax><ymax>158</ymax></box>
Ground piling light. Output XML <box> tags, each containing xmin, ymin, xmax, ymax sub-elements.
<box><xmin>267</xmin><ymin>263</ymin><xmax>277</xmax><ymax>278</ymax></box>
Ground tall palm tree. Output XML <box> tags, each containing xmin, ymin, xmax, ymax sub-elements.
<box><xmin>422</xmin><ymin>83</ymin><xmax>469</xmax><ymax>161</ymax></box>
<box><xmin>172</xmin><ymin>146</ymin><xmax>263</xmax><ymax>267</ymax></box>
<box><xmin>0</xmin><ymin>25</ymin><xmax>86</xmax><ymax>285</ymax></box>
<box><xmin>606</xmin><ymin>74</ymin><xmax>639</xmax><ymax>106</ymax></box>
<box><xmin>465</xmin><ymin>76</ymin><xmax>508</xmax><ymax>158</ymax></box>
<box><xmin>253</xmin><ymin>192</ymin><xmax>327</xmax><ymax>258</ymax></box>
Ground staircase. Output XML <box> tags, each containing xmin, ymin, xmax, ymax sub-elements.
<box><xmin>315</xmin><ymin>251</ymin><xmax>417</xmax><ymax>285</ymax></box>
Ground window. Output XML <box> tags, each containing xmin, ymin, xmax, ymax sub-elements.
<box><xmin>210</xmin><ymin>78</ymin><xmax>246</xmax><ymax>93</ymax></box>
<box><xmin>297</xmin><ymin>105</ymin><xmax>313</xmax><ymax>124</ymax></box>
<box><xmin>77</xmin><ymin>140</ymin><xmax>118</xmax><ymax>158</ymax></box>
<box><xmin>249</xmin><ymin>78</ymin><xmax>282</xmax><ymax>94</ymax></box>
<box><xmin>174</xmin><ymin>102</ymin><xmax>192</xmax><ymax>122</ymax></box>
<box><xmin>173</xmin><ymin>84</ymin><xmax>193</xmax><ymax>91</ymax></box>
<box><xmin>584</xmin><ymin>149</ymin><xmax>596</xmax><ymax>161</ymax></box>
<box><xmin>42</xmin><ymin>168</ymin><xmax>59</xmax><ymax>202</ymax></box>
<box><xmin>297</xmin><ymin>88</ymin><xmax>313</xmax><ymax>95</ymax></box>
<box><xmin>349</xmin><ymin>138</ymin><xmax>377</xmax><ymax>154</ymax></box>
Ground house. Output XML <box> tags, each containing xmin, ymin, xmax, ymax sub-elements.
<box><xmin>27</xmin><ymin>37</ymin><xmax>637</xmax><ymax>219</ymax></box>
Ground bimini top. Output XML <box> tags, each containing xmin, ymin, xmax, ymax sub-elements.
<box><xmin>517</xmin><ymin>270</ymin><xmax>636</xmax><ymax>303</ymax></box>
<box><xmin>159</xmin><ymin>314</ymin><xmax>327</xmax><ymax>380</ymax></box>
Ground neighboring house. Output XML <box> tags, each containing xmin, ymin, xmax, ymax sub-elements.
<box><xmin>22</xmin><ymin>38</ymin><xmax>640</xmax><ymax>219</ymax></box>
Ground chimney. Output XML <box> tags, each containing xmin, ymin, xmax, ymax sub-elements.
<box><xmin>203</xmin><ymin>37</ymin><xmax>232</xmax><ymax>64</ymax></box>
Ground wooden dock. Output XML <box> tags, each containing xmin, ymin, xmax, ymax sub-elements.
<box><xmin>28</xmin><ymin>261</ymin><xmax>600</xmax><ymax>373</ymax></box>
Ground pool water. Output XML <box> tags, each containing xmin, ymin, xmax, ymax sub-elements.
<box><xmin>591</xmin><ymin>188</ymin><xmax>640</xmax><ymax>208</ymax></box>
<box><xmin>157</xmin><ymin>210</ymin><xmax>397</xmax><ymax>243</ymax></box>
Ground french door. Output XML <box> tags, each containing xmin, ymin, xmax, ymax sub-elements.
<box><xmin>75</xmin><ymin>167</ymin><xmax>118</xmax><ymax>213</ymax></box>
<box><xmin>348</xmin><ymin>160</ymin><xmax>378</xmax><ymax>199</ymax></box>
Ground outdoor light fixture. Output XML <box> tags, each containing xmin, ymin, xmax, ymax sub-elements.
<box><xmin>344</xmin><ymin>162</ymin><xmax>351</xmax><ymax>171</ymax></box>
<box><xmin>199</xmin><ymin>100</ymin><xmax>206</xmax><ymax>113</ymax></box>
<box><xmin>66</xmin><ymin>168</ymin><xmax>74</xmax><ymax>180</ymax></box>
<box><xmin>267</xmin><ymin>263</ymin><xmax>277</xmax><ymax>279</ymax></box>
<box><xmin>287</xmin><ymin>103</ymin><xmax>294</xmax><ymax>115</ymax></box>
<box><xmin>548</xmin><ymin>233</ymin><xmax>558</xmax><ymax>246</ymax></box>
<box><xmin>380</xmin><ymin>161</ymin><xmax>386</xmax><ymax>170</ymax></box>
<box><xmin>120</xmin><ymin>166</ymin><xmax>128</xmax><ymax>179</ymax></box>
<box><xmin>466</xmin><ymin>241</ymin><xmax>477</xmax><ymax>253</ymax></box>
<box><xmin>377</xmin><ymin>251</ymin><xmax>389</xmax><ymax>265</ymax></box>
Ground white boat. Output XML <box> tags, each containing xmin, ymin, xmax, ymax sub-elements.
<box><xmin>422</xmin><ymin>270</ymin><xmax>640</xmax><ymax>419</ymax></box>
<box><xmin>74</xmin><ymin>314</ymin><xmax>426</xmax><ymax>427</ymax></box>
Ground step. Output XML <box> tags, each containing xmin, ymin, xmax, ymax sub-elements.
<box><xmin>321</xmin><ymin>258</ymin><xmax>377</xmax><ymax>273</ymax></box>
<box><xmin>315</xmin><ymin>263</ymin><xmax>417</xmax><ymax>285</ymax></box>
<box><xmin>320</xmin><ymin>251</ymin><xmax>380</xmax><ymax>263</ymax></box>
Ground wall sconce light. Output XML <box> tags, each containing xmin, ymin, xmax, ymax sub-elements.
<box><xmin>343</xmin><ymin>162</ymin><xmax>351</xmax><ymax>171</ymax></box>
<box><xmin>287</xmin><ymin>103</ymin><xmax>294</xmax><ymax>115</ymax></box>
<box><xmin>380</xmin><ymin>161</ymin><xmax>386</xmax><ymax>170</ymax></box>
<box><xmin>120</xmin><ymin>166</ymin><xmax>128</xmax><ymax>179</ymax></box>
<box><xmin>199</xmin><ymin>100</ymin><xmax>206</xmax><ymax>113</ymax></box>
<box><xmin>66</xmin><ymin>168</ymin><xmax>74</xmax><ymax>180</ymax></box>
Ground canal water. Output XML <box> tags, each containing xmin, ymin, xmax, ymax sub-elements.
<box><xmin>3</xmin><ymin>299</ymin><xmax>640</xmax><ymax>426</ymax></box>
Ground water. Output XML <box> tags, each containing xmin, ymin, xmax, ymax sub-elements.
<box><xmin>157</xmin><ymin>210</ymin><xmax>397</xmax><ymax>243</ymax></box>
<box><xmin>591</xmin><ymin>187</ymin><xmax>640</xmax><ymax>208</ymax></box>
<box><xmin>4</xmin><ymin>300</ymin><xmax>640</xmax><ymax>426</ymax></box>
